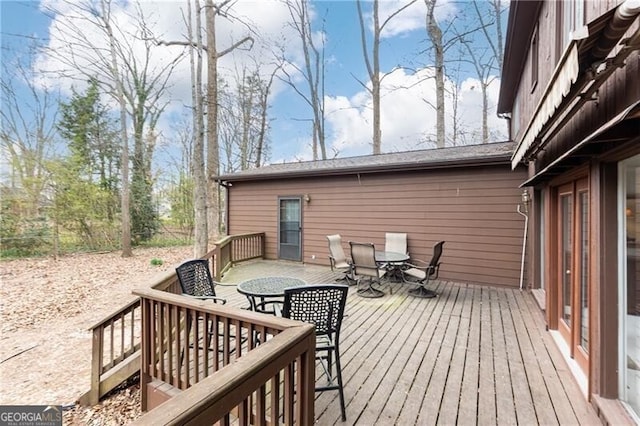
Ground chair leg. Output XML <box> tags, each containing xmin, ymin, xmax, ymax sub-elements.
<box><xmin>315</xmin><ymin>346</ymin><xmax>346</xmax><ymax>421</ymax></box>
<box><xmin>356</xmin><ymin>277</ymin><xmax>385</xmax><ymax>298</ymax></box>
<box><xmin>407</xmin><ymin>276</ymin><xmax>437</xmax><ymax>298</ymax></box>
<box><xmin>407</xmin><ymin>285</ymin><xmax>438</xmax><ymax>298</ymax></box>
<box><xmin>335</xmin><ymin>268</ymin><xmax>355</xmax><ymax>286</ymax></box>
<box><xmin>334</xmin><ymin>347</ymin><xmax>346</xmax><ymax>421</ymax></box>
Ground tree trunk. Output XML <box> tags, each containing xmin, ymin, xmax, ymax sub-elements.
<box><xmin>102</xmin><ymin>0</ymin><xmax>132</xmax><ymax>257</ymax></box>
<box><xmin>205</xmin><ymin>0</ymin><xmax>221</xmax><ymax>240</ymax></box>
<box><xmin>372</xmin><ymin>0</ymin><xmax>382</xmax><ymax>154</ymax></box>
<box><xmin>191</xmin><ymin>0</ymin><xmax>208</xmax><ymax>257</ymax></box>
<box><xmin>425</xmin><ymin>0</ymin><xmax>445</xmax><ymax>148</ymax></box>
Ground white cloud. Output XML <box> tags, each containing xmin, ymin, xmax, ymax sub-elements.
<box><xmin>374</xmin><ymin>0</ymin><xmax>459</xmax><ymax>38</ymax></box>
<box><xmin>30</xmin><ymin>0</ymin><xmax>507</xmax><ymax>166</ymax></box>
<box><xmin>323</xmin><ymin>66</ymin><xmax>508</xmax><ymax>158</ymax></box>
<box><xmin>33</xmin><ymin>0</ymin><xmax>305</xmax><ymax>163</ymax></box>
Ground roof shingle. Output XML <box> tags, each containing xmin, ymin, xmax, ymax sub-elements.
<box><xmin>217</xmin><ymin>141</ymin><xmax>515</xmax><ymax>182</ymax></box>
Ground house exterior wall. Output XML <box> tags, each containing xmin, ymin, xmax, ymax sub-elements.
<box><xmin>512</xmin><ymin>0</ymin><xmax>639</xmax><ymax>162</ymax></box>
<box><xmin>225</xmin><ymin>164</ymin><xmax>528</xmax><ymax>288</ymax></box>
<box><xmin>501</xmin><ymin>0</ymin><xmax>640</xmax><ymax>423</ymax></box>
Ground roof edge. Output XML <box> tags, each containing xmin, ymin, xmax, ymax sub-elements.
<box><xmin>497</xmin><ymin>0</ymin><xmax>543</xmax><ymax>114</ymax></box>
<box><xmin>216</xmin><ymin>152</ymin><xmax>514</xmax><ymax>183</ymax></box>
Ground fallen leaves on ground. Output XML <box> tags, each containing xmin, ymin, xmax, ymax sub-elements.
<box><xmin>0</xmin><ymin>246</ymin><xmax>193</xmax><ymax>423</ymax></box>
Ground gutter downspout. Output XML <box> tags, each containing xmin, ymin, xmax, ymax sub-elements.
<box><xmin>498</xmin><ymin>112</ymin><xmax>512</xmax><ymax>142</ymax></box>
<box><xmin>517</xmin><ymin>189</ymin><xmax>531</xmax><ymax>290</ymax></box>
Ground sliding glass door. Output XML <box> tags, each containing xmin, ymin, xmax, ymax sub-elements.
<box><xmin>620</xmin><ymin>156</ymin><xmax>640</xmax><ymax>420</ymax></box>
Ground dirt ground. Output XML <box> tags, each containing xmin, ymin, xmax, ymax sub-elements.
<box><xmin>0</xmin><ymin>246</ymin><xmax>193</xmax><ymax>424</ymax></box>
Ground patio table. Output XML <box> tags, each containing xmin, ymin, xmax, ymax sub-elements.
<box><xmin>237</xmin><ymin>276</ymin><xmax>306</xmax><ymax>314</ymax></box>
<box><xmin>375</xmin><ymin>250</ymin><xmax>410</xmax><ymax>282</ymax></box>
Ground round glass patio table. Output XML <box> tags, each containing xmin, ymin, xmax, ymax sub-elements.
<box><xmin>375</xmin><ymin>251</ymin><xmax>409</xmax><ymax>263</ymax></box>
<box><xmin>237</xmin><ymin>276</ymin><xmax>306</xmax><ymax>314</ymax></box>
<box><xmin>375</xmin><ymin>250</ymin><xmax>410</xmax><ymax>284</ymax></box>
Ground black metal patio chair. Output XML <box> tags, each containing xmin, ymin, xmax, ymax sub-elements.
<box><xmin>176</xmin><ymin>259</ymin><xmax>227</xmax><ymax>305</ymax></box>
<box><xmin>282</xmin><ymin>284</ymin><xmax>349</xmax><ymax>421</ymax></box>
<box><xmin>401</xmin><ymin>241</ymin><xmax>445</xmax><ymax>298</ymax></box>
<box><xmin>176</xmin><ymin>259</ymin><xmax>244</xmax><ymax>356</ymax></box>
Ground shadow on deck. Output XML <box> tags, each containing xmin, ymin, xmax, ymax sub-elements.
<box><xmin>211</xmin><ymin>259</ymin><xmax>600</xmax><ymax>425</ymax></box>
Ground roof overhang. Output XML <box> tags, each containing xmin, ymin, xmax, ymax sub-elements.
<box><xmin>497</xmin><ymin>0</ymin><xmax>543</xmax><ymax>114</ymax></box>
<box><xmin>510</xmin><ymin>1</ymin><xmax>640</xmax><ymax>169</ymax></box>
<box><xmin>217</xmin><ymin>155</ymin><xmax>511</xmax><ymax>184</ymax></box>
<box><xmin>521</xmin><ymin>100</ymin><xmax>640</xmax><ymax>187</ymax></box>
<box><xmin>216</xmin><ymin>145</ymin><xmax>516</xmax><ymax>184</ymax></box>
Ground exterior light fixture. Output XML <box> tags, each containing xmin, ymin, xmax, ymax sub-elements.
<box><xmin>304</xmin><ymin>194</ymin><xmax>311</xmax><ymax>203</ymax></box>
<box><xmin>521</xmin><ymin>189</ymin><xmax>531</xmax><ymax>214</ymax></box>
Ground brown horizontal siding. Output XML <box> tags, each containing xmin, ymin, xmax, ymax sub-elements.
<box><xmin>226</xmin><ymin>165</ymin><xmax>528</xmax><ymax>287</ymax></box>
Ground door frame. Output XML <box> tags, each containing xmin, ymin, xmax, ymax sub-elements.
<box><xmin>552</xmin><ymin>176</ymin><xmax>591</xmax><ymax>377</ymax></box>
<box><xmin>277</xmin><ymin>196</ymin><xmax>303</xmax><ymax>261</ymax></box>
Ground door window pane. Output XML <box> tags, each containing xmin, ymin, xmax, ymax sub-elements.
<box><xmin>623</xmin><ymin>158</ymin><xmax>640</xmax><ymax>417</ymax></box>
<box><xmin>561</xmin><ymin>194</ymin><xmax>573</xmax><ymax>326</ymax></box>
<box><xmin>579</xmin><ymin>191</ymin><xmax>589</xmax><ymax>351</ymax></box>
<box><xmin>279</xmin><ymin>198</ymin><xmax>301</xmax><ymax>261</ymax></box>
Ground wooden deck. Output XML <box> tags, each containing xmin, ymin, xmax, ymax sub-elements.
<box><xmin>214</xmin><ymin>260</ymin><xmax>600</xmax><ymax>426</ymax></box>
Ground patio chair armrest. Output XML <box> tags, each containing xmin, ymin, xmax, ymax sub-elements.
<box><xmin>254</xmin><ymin>299</ymin><xmax>284</xmax><ymax>315</ymax></box>
<box><xmin>186</xmin><ymin>295</ymin><xmax>227</xmax><ymax>305</ymax></box>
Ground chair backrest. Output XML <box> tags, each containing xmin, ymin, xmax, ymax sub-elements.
<box><xmin>428</xmin><ymin>241</ymin><xmax>445</xmax><ymax>274</ymax></box>
<box><xmin>327</xmin><ymin>234</ymin><xmax>347</xmax><ymax>263</ymax></box>
<box><xmin>176</xmin><ymin>259</ymin><xmax>216</xmax><ymax>297</ymax></box>
<box><xmin>385</xmin><ymin>232</ymin><xmax>407</xmax><ymax>254</ymax></box>
<box><xmin>282</xmin><ymin>285</ymin><xmax>348</xmax><ymax>336</ymax></box>
<box><xmin>349</xmin><ymin>241</ymin><xmax>379</xmax><ymax>278</ymax></box>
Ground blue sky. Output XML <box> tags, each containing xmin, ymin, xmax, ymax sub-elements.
<box><xmin>1</xmin><ymin>0</ymin><xmax>509</xmax><ymax>171</ymax></box>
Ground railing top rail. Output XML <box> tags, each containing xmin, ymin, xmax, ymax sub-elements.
<box><xmin>87</xmin><ymin>297</ymin><xmax>140</xmax><ymax>331</ymax></box>
<box><xmin>133</xmin><ymin>287</ymin><xmax>300</xmax><ymax>331</ymax></box>
<box><xmin>216</xmin><ymin>232</ymin><xmax>265</xmax><ymax>245</ymax></box>
<box><xmin>131</xmin><ymin>323</ymin><xmax>315</xmax><ymax>425</ymax></box>
<box><xmin>87</xmin><ymin>268</ymin><xmax>178</xmax><ymax>331</ymax></box>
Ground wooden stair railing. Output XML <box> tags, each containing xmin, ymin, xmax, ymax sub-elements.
<box><xmin>130</xmin><ymin>288</ymin><xmax>316</xmax><ymax>425</ymax></box>
<box><xmin>79</xmin><ymin>232</ymin><xmax>265</xmax><ymax>406</ymax></box>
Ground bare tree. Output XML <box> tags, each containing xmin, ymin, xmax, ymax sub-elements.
<box><xmin>356</xmin><ymin>0</ymin><xmax>418</xmax><ymax>154</ymax></box>
<box><xmin>473</xmin><ymin>0</ymin><xmax>505</xmax><ymax>72</ymax></box>
<box><xmin>42</xmin><ymin>0</ymin><xmax>183</xmax><ymax>255</ymax></box>
<box><xmin>153</xmin><ymin>0</ymin><xmax>252</xmax><ymax>253</ymax></box>
<box><xmin>189</xmin><ymin>0</ymin><xmax>208</xmax><ymax>257</ymax></box>
<box><xmin>424</xmin><ymin>0</ymin><xmax>445</xmax><ymax>148</ymax></box>
<box><xmin>203</xmin><ymin>0</ymin><xmax>253</xmax><ymax>241</ymax></box>
<box><xmin>255</xmin><ymin>65</ymin><xmax>278</xmax><ymax>168</ymax></box>
<box><xmin>468</xmin><ymin>0</ymin><xmax>507</xmax><ymax>143</ymax></box>
<box><xmin>279</xmin><ymin>0</ymin><xmax>327</xmax><ymax>160</ymax></box>
<box><xmin>1</xmin><ymin>45</ymin><xmax>58</xmax><ymax>220</ymax></box>
<box><xmin>218</xmin><ymin>61</ymin><xmax>275</xmax><ymax>173</ymax></box>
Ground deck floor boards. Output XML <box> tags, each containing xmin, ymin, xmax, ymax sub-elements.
<box><xmin>211</xmin><ymin>260</ymin><xmax>600</xmax><ymax>425</ymax></box>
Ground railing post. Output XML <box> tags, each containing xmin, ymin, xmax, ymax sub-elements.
<box><xmin>213</xmin><ymin>245</ymin><xmax>222</xmax><ymax>282</ymax></box>
<box><xmin>298</xmin><ymin>334</ymin><xmax>316</xmax><ymax>425</ymax></box>
<box><xmin>88</xmin><ymin>327</ymin><xmax>103</xmax><ymax>406</ymax></box>
<box><xmin>140</xmin><ymin>298</ymin><xmax>151</xmax><ymax>412</ymax></box>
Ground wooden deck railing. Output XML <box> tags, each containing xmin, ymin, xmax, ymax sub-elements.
<box><xmin>79</xmin><ymin>232</ymin><xmax>266</xmax><ymax>406</ymax></box>
<box><xmin>130</xmin><ymin>288</ymin><xmax>316</xmax><ymax>425</ymax></box>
